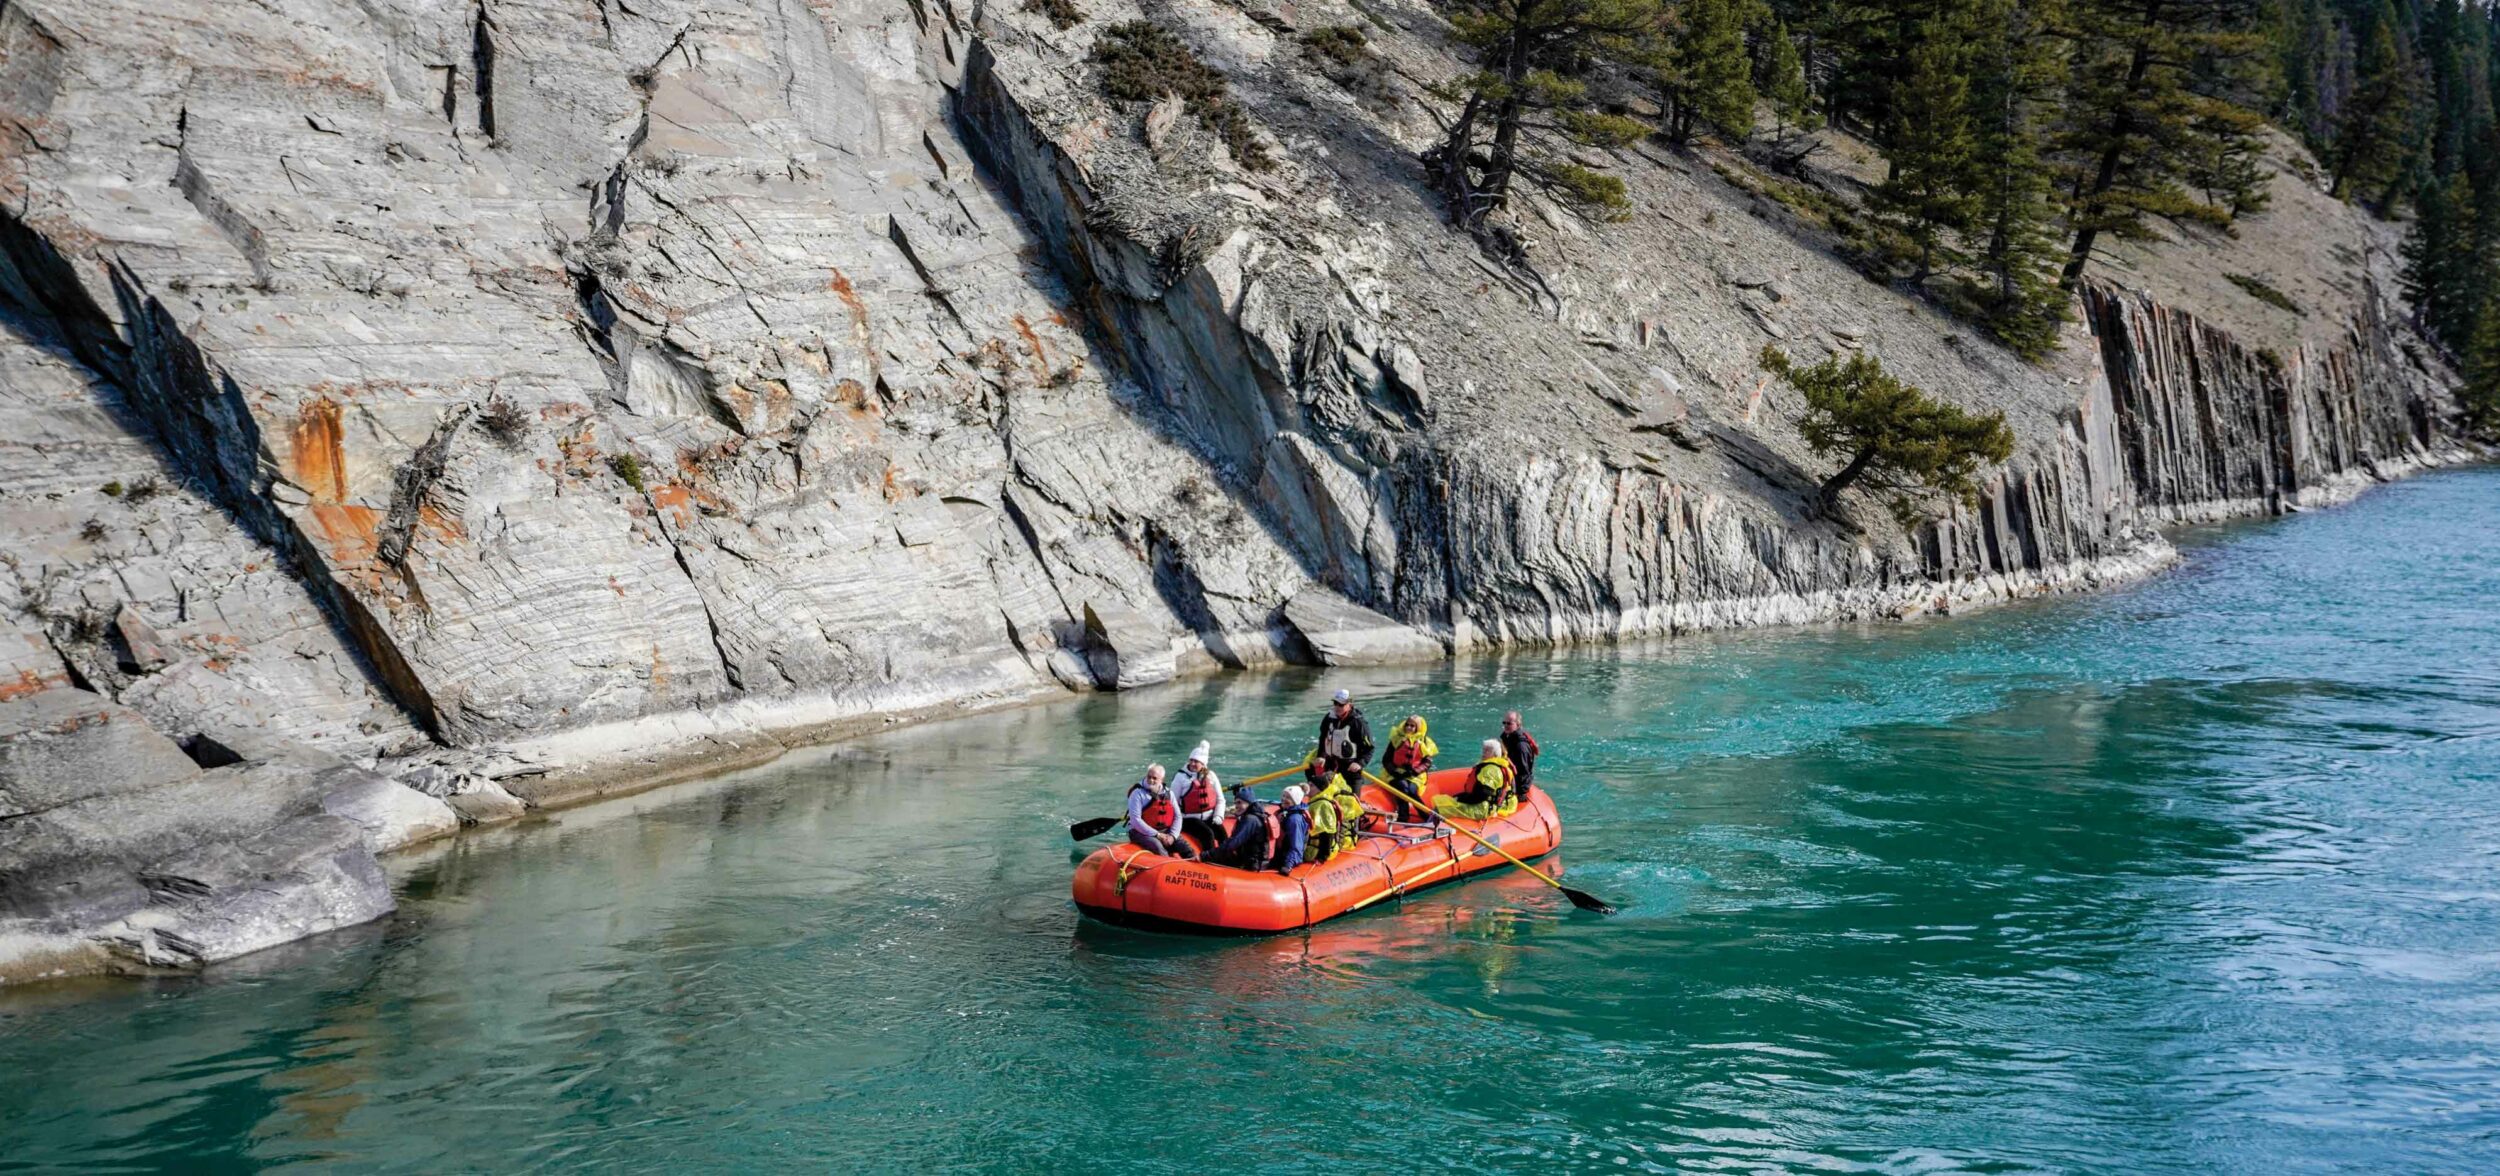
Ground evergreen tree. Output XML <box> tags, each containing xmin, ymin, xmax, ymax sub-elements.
<box><xmin>2330</xmin><ymin>2</ymin><xmax>2426</xmax><ymax>205</ymax></box>
<box><xmin>2267</xmin><ymin>0</ymin><xmax>2338</xmax><ymax>147</ymax></box>
<box><xmin>1761</xmin><ymin>345</ymin><xmax>2018</xmax><ymax>516</ymax></box>
<box><xmin>1968</xmin><ymin>0</ymin><xmax>2072</xmax><ymax>357</ymax></box>
<box><xmin>1761</xmin><ymin>17</ymin><xmax>1822</xmax><ymax>141</ymax></box>
<box><xmin>2052</xmin><ymin>0</ymin><xmax>2275</xmax><ymax>290</ymax></box>
<box><xmin>2402</xmin><ymin>170</ymin><xmax>2479</xmax><ymax>348</ymax></box>
<box><xmin>1871</xmin><ymin>15</ymin><xmax>1981</xmax><ymax>281</ymax></box>
<box><xmin>1426</xmin><ymin>0</ymin><xmax>1661</xmax><ymax>237</ymax></box>
<box><xmin>2462</xmin><ymin>295</ymin><xmax>2500</xmax><ymax>434</ymax></box>
<box><xmin>1661</xmin><ymin>0</ymin><xmax>1759</xmax><ymax>143</ymax></box>
<box><xmin>2182</xmin><ymin>107</ymin><xmax>2276</xmax><ymax>218</ymax></box>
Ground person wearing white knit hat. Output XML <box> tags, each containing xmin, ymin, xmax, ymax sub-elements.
<box><xmin>1270</xmin><ymin>785</ymin><xmax>1311</xmax><ymax>873</ymax></box>
<box><xmin>1174</xmin><ymin>740</ymin><xmax>1226</xmax><ymax>850</ymax></box>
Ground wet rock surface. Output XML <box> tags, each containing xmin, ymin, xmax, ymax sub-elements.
<box><xmin>0</xmin><ymin>0</ymin><xmax>2476</xmax><ymax>980</ymax></box>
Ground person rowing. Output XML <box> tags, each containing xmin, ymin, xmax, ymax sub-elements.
<box><xmin>1381</xmin><ymin>714</ymin><xmax>1436</xmax><ymax>823</ymax></box>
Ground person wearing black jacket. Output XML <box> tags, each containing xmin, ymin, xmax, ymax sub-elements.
<box><xmin>1501</xmin><ymin>711</ymin><xmax>1540</xmax><ymax>798</ymax></box>
<box><xmin>1210</xmin><ymin>785</ymin><xmax>1276</xmax><ymax>869</ymax></box>
<box><xmin>1315</xmin><ymin>688</ymin><xmax>1374</xmax><ymax>778</ymax></box>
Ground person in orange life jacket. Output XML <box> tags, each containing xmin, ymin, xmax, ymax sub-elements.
<box><xmin>1381</xmin><ymin>714</ymin><xmax>1437</xmax><ymax>823</ymax></box>
<box><xmin>1173</xmin><ymin>742</ymin><xmax>1225</xmax><ymax>851</ymax></box>
<box><xmin>1209</xmin><ymin>783</ymin><xmax>1277</xmax><ymax>870</ymax></box>
<box><xmin>1315</xmin><ymin>688</ymin><xmax>1374</xmax><ymax>778</ymax></box>
<box><xmin>1125</xmin><ymin>763</ymin><xmax>1197</xmax><ymax>859</ymax></box>
<box><xmin>1431</xmin><ymin>739</ymin><xmax>1518</xmax><ymax>822</ymax></box>
<box><xmin>1500</xmin><ymin>711</ymin><xmax>1541</xmax><ymax>800</ymax></box>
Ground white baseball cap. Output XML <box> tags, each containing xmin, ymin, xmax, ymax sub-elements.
<box><xmin>1332</xmin><ymin>688</ymin><xmax>1351</xmax><ymax>704</ymax></box>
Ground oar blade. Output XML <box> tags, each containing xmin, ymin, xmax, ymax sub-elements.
<box><xmin>1563</xmin><ymin>887</ymin><xmax>1617</xmax><ymax>916</ymax></box>
<box><xmin>1069</xmin><ymin>816</ymin><xmax>1121</xmax><ymax>841</ymax></box>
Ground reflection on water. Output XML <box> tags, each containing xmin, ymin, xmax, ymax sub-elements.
<box><xmin>3</xmin><ymin>468</ymin><xmax>2497</xmax><ymax>1173</ymax></box>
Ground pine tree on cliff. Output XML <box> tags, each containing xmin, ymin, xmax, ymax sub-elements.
<box><xmin>1968</xmin><ymin>0</ymin><xmax>2072</xmax><ymax>358</ymax></box>
<box><xmin>2329</xmin><ymin>3</ymin><xmax>2427</xmax><ymax>207</ymax></box>
<box><xmin>1426</xmin><ymin>0</ymin><xmax>1660</xmax><ymax>240</ymax></box>
<box><xmin>2264</xmin><ymin>0</ymin><xmax>2339</xmax><ymax>150</ymax></box>
<box><xmin>2462</xmin><ymin>297</ymin><xmax>2500</xmax><ymax>435</ymax></box>
<box><xmin>1870</xmin><ymin>10</ymin><xmax>1980</xmax><ymax>283</ymax></box>
<box><xmin>1760</xmin><ymin>345</ymin><xmax>2017</xmax><ymax>517</ymax></box>
<box><xmin>2418</xmin><ymin>0</ymin><xmax>2496</xmax><ymax>182</ymax></box>
<box><xmin>1659</xmin><ymin>0</ymin><xmax>1757</xmax><ymax>144</ymax></box>
<box><xmin>2052</xmin><ymin>0</ymin><xmax>2274</xmax><ymax>291</ymax></box>
<box><xmin>1761</xmin><ymin>18</ymin><xmax>1821</xmax><ymax>145</ymax></box>
<box><xmin>2401</xmin><ymin>170</ymin><xmax>2480</xmax><ymax>351</ymax></box>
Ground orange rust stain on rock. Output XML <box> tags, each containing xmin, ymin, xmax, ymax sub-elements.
<box><xmin>291</xmin><ymin>399</ymin><xmax>350</xmax><ymax>502</ymax></box>
<box><xmin>834</xmin><ymin>378</ymin><xmax>880</xmax><ymax>419</ymax></box>
<box><xmin>307</xmin><ymin>503</ymin><xmax>381</xmax><ymax>563</ymax></box>
<box><xmin>829</xmin><ymin>269</ymin><xmax>868</xmax><ymax>334</ymax></box>
<box><xmin>0</xmin><ymin>670</ymin><xmax>59</xmax><ymax>701</ymax></box>
<box><xmin>1012</xmin><ymin>314</ymin><xmax>1052</xmax><ymax>379</ymax></box>
<box><xmin>649</xmin><ymin>483</ymin><xmax>695</xmax><ymax>525</ymax></box>
<box><xmin>417</xmin><ymin>503</ymin><xmax>465</xmax><ymax>542</ymax></box>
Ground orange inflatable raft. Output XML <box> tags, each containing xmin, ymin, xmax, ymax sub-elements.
<box><xmin>1072</xmin><ymin>766</ymin><xmax>1564</xmax><ymax>934</ymax></box>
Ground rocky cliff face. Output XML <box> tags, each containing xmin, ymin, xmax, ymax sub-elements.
<box><xmin>0</xmin><ymin>0</ymin><xmax>2472</xmax><ymax>980</ymax></box>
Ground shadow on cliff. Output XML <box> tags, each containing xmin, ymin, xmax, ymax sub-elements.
<box><xmin>0</xmin><ymin>210</ymin><xmax>438</xmax><ymax>740</ymax></box>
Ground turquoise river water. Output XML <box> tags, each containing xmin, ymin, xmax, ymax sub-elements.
<box><xmin>3</xmin><ymin>467</ymin><xmax>2497</xmax><ymax>1173</ymax></box>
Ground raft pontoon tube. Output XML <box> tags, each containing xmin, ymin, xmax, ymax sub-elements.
<box><xmin>1072</xmin><ymin>766</ymin><xmax>1564</xmax><ymax>934</ymax></box>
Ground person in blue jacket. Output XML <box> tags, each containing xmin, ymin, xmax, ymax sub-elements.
<box><xmin>1268</xmin><ymin>785</ymin><xmax>1311</xmax><ymax>874</ymax></box>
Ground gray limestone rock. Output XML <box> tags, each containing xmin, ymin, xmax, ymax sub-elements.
<box><xmin>445</xmin><ymin>781</ymin><xmax>527</xmax><ymax>826</ymax></box>
<box><xmin>320</xmin><ymin>773</ymin><xmax>461</xmax><ymax>853</ymax></box>
<box><xmin>0</xmin><ymin>690</ymin><xmax>200</xmax><ymax>819</ymax></box>
<box><xmin>1082</xmin><ymin>600</ymin><xmax>1179</xmax><ymax>692</ymax></box>
<box><xmin>0</xmin><ymin>0</ymin><xmax>2476</xmax><ymax>985</ymax></box>
<box><xmin>1282</xmin><ymin>587</ymin><xmax>1445</xmax><ymax>666</ymax></box>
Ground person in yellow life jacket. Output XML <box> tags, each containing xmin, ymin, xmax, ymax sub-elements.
<box><xmin>1380</xmin><ymin>714</ymin><xmax>1437</xmax><ymax>823</ymax></box>
<box><xmin>1432</xmin><ymin>739</ymin><xmax>1518</xmax><ymax>822</ymax></box>
<box><xmin>1301</xmin><ymin>760</ymin><xmax>1365</xmax><ymax>864</ymax></box>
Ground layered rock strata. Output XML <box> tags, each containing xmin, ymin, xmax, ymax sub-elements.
<box><xmin>0</xmin><ymin>0</ymin><xmax>2473</xmax><ymax>981</ymax></box>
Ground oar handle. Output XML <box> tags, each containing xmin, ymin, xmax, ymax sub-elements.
<box><xmin>1239</xmin><ymin>754</ymin><xmax>1313</xmax><ymax>788</ymax></box>
<box><xmin>1363</xmin><ymin>771</ymin><xmax>1569</xmax><ymax>893</ymax></box>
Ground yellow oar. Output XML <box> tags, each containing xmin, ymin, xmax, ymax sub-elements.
<box><xmin>1343</xmin><ymin>854</ymin><xmax>1460</xmax><ymax>916</ymax></box>
<box><xmin>1068</xmin><ymin>755</ymin><xmax>1314</xmax><ymax>841</ymax></box>
<box><xmin>1364</xmin><ymin>771</ymin><xmax>1616</xmax><ymax>915</ymax></box>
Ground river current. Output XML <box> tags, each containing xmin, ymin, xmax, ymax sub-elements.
<box><xmin>3</xmin><ymin>467</ymin><xmax>2496</xmax><ymax>1173</ymax></box>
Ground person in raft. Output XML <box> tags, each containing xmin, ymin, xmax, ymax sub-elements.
<box><xmin>1432</xmin><ymin>739</ymin><xmax>1519</xmax><ymax>822</ymax></box>
<box><xmin>1125</xmin><ymin>763</ymin><xmax>1198</xmax><ymax>859</ymax></box>
<box><xmin>1302</xmin><ymin>759</ymin><xmax>1366</xmax><ymax>864</ymax></box>
<box><xmin>1380</xmin><ymin>714</ymin><xmax>1436</xmax><ymax>823</ymax></box>
<box><xmin>1173</xmin><ymin>742</ymin><xmax>1225</xmax><ymax>850</ymax></box>
<box><xmin>1316</xmin><ymin>688</ymin><xmax>1375</xmax><ymax>780</ymax></box>
<box><xmin>1500</xmin><ymin>711</ymin><xmax>1541</xmax><ymax>800</ymax></box>
<box><xmin>1208</xmin><ymin>784</ymin><xmax>1271</xmax><ymax>869</ymax></box>
<box><xmin>1271</xmin><ymin>785</ymin><xmax>1312</xmax><ymax>874</ymax></box>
